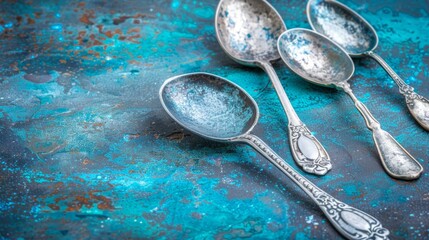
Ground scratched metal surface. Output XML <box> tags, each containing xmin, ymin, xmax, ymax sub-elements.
<box><xmin>0</xmin><ymin>0</ymin><xmax>428</xmax><ymax>239</ymax></box>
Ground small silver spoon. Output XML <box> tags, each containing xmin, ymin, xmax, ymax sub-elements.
<box><xmin>160</xmin><ymin>72</ymin><xmax>389</xmax><ymax>239</ymax></box>
<box><xmin>307</xmin><ymin>0</ymin><xmax>429</xmax><ymax>131</ymax></box>
<box><xmin>215</xmin><ymin>0</ymin><xmax>332</xmax><ymax>175</ymax></box>
<box><xmin>278</xmin><ymin>28</ymin><xmax>423</xmax><ymax>180</ymax></box>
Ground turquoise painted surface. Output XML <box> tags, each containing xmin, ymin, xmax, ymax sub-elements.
<box><xmin>0</xmin><ymin>0</ymin><xmax>428</xmax><ymax>239</ymax></box>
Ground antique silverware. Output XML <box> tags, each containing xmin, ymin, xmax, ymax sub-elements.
<box><xmin>307</xmin><ymin>0</ymin><xmax>429</xmax><ymax>131</ymax></box>
<box><xmin>278</xmin><ymin>28</ymin><xmax>423</xmax><ymax>180</ymax></box>
<box><xmin>159</xmin><ymin>72</ymin><xmax>390</xmax><ymax>240</ymax></box>
<box><xmin>215</xmin><ymin>0</ymin><xmax>332</xmax><ymax>175</ymax></box>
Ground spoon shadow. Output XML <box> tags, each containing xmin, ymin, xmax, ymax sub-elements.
<box><xmin>158</xmin><ymin>116</ymin><xmax>321</xmax><ymax>214</ymax></box>
<box><xmin>232</xmin><ymin>146</ymin><xmax>320</xmax><ymax>208</ymax></box>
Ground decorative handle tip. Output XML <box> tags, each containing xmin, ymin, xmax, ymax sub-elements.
<box><xmin>289</xmin><ymin>123</ymin><xmax>332</xmax><ymax>175</ymax></box>
<box><xmin>404</xmin><ymin>91</ymin><xmax>429</xmax><ymax>131</ymax></box>
<box><xmin>372</xmin><ymin>128</ymin><xmax>423</xmax><ymax>180</ymax></box>
<box><xmin>315</xmin><ymin>192</ymin><xmax>390</xmax><ymax>239</ymax></box>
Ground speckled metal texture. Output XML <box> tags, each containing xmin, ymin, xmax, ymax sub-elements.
<box><xmin>0</xmin><ymin>0</ymin><xmax>428</xmax><ymax>239</ymax></box>
<box><xmin>277</xmin><ymin>28</ymin><xmax>355</xmax><ymax>85</ymax></box>
<box><xmin>215</xmin><ymin>0</ymin><xmax>286</xmax><ymax>64</ymax></box>
<box><xmin>307</xmin><ymin>0</ymin><xmax>378</xmax><ymax>55</ymax></box>
<box><xmin>160</xmin><ymin>73</ymin><xmax>257</xmax><ymax>140</ymax></box>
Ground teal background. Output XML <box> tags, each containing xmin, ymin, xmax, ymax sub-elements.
<box><xmin>0</xmin><ymin>0</ymin><xmax>428</xmax><ymax>239</ymax></box>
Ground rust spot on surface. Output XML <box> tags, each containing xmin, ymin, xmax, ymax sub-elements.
<box><xmin>127</xmin><ymin>133</ymin><xmax>141</xmax><ymax>139</ymax></box>
<box><xmin>51</xmin><ymin>182</ymin><xmax>65</xmax><ymax>195</ymax></box>
<box><xmin>27</xmin><ymin>17</ymin><xmax>35</xmax><ymax>24</ymax></box>
<box><xmin>128</xmin><ymin>60</ymin><xmax>141</xmax><ymax>65</ymax></box>
<box><xmin>166</xmin><ymin>131</ymin><xmax>186</xmax><ymax>141</ymax></box>
<box><xmin>74</xmin><ymin>177</ymin><xmax>86</xmax><ymax>182</ymax></box>
<box><xmin>103</xmin><ymin>29</ymin><xmax>122</xmax><ymax>39</ymax></box>
<box><xmin>351</xmin><ymin>191</ymin><xmax>366</xmax><ymax>200</ymax></box>
<box><xmin>97</xmin><ymin>201</ymin><xmax>114</xmax><ymax>210</ymax></box>
<box><xmin>89</xmin><ymin>191</ymin><xmax>114</xmax><ymax>210</ymax></box>
<box><xmin>77</xmin><ymin>30</ymin><xmax>87</xmax><ymax>45</ymax></box>
<box><xmin>92</xmin><ymin>39</ymin><xmax>103</xmax><ymax>46</ymax></box>
<box><xmin>127</xmin><ymin>34</ymin><xmax>141</xmax><ymax>43</ymax></box>
<box><xmin>113</xmin><ymin>16</ymin><xmax>129</xmax><ymax>25</ymax></box>
<box><xmin>66</xmin><ymin>195</ymin><xmax>93</xmax><ymax>211</ymax></box>
<box><xmin>79</xmin><ymin>10</ymin><xmax>95</xmax><ymax>25</ymax></box>
<box><xmin>92</xmin><ymin>122</ymin><xmax>104</xmax><ymax>127</ymax></box>
<box><xmin>127</xmin><ymin>28</ymin><xmax>140</xmax><ymax>34</ymax></box>
<box><xmin>96</xmin><ymin>24</ymin><xmax>103</xmax><ymax>33</ymax></box>
<box><xmin>112</xmin><ymin>14</ymin><xmax>145</xmax><ymax>25</ymax></box>
<box><xmin>65</xmin><ymin>203</ymin><xmax>81</xmax><ymax>211</ymax></box>
<box><xmin>16</xmin><ymin>16</ymin><xmax>23</xmax><ymax>24</ymax></box>
<box><xmin>10</xmin><ymin>62</ymin><xmax>19</xmax><ymax>71</ymax></box>
<box><xmin>88</xmin><ymin>50</ymin><xmax>100</xmax><ymax>58</ymax></box>
<box><xmin>48</xmin><ymin>204</ymin><xmax>60</xmax><ymax>210</ymax></box>
<box><xmin>55</xmin><ymin>196</ymin><xmax>68</xmax><ymax>203</ymax></box>
<box><xmin>104</xmin><ymin>31</ymin><xmax>113</xmax><ymax>38</ymax></box>
<box><xmin>34</xmin><ymin>12</ymin><xmax>43</xmax><ymax>18</ymax></box>
<box><xmin>76</xmin><ymin>196</ymin><xmax>92</xmax><ymax>208</ymax></box>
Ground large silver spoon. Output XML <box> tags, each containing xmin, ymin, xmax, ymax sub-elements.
<box><xmin>160</xmin><ymin>72</ymin><xmax>389</xmax><ymax>239</ymax></box>
<box><xmin>215</xmin><ymin>0</ymin><xmax>332</xmax><ymax>176</ymax></box>
<box><xmin>278</xmin><ymin>28</ymin><xmax>423</xmax><ymax>180</ymax></box>
<box><xmin>307</xmin><ymin>0</ymin><xmax>429</xmax><ymax>131</ymax></box>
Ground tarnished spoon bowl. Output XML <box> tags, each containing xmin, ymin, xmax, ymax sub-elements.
<box><xmin>278</xmin><ymin>28</ymin><xmax>354</xmax><ymax>86</ymax></box>
<box><xmin>307</xmin><ymin>0</ymin><xmax>378</xmax><ymax>57</ymax></box>
<box><xmin>160</xmin><ymin>73</ymin><xmax>258</xmax><ymax>141</ymax></box>
<box><xmin>215</xmin><ymin>0</ymin><xmax>285</xmax><ymax>65</ymax></box>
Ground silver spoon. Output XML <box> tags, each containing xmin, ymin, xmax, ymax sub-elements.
<box><xmin>278</xmin><ymin>28</ymin><xmax>423</xmax><ymax>180</ymax></box>
<box><xmin>307</xmin><ymin>0</ymin><xmax>429</xmax><ymax>131</ymax></box>
<box><xmin>215</xmin><ymin>0</ymin><xmax>332</xmax><ymax>176</ymax></box>
<box><xmin>160</xmin><ymin>72</ymin><xmax>390</xmax><ymax>239</ymax></box>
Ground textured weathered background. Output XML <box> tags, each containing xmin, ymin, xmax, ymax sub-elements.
<box><xmin>0</xmin><ymin>0</ymin><xmax>428</xmax><ymax>239</ymax></box>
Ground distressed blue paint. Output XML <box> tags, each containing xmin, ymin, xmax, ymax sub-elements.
<box><xmin>0</xmin><ymin>0</ymin><xmax>428</xmax><ymax>239</ymax></box>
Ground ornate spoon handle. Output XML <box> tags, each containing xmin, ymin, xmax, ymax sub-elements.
<box><xmin>288</xmin><ymin>122</ymin><xmax>332</xmax><ymax>175</ymax></box>
<box><xmin>258</xmin><ymin>61</ymin><xmax>332</xmax><ymax>175</ymax></box>
<box><xmin>365</xmin><ymin>51</ymin><xmax>429</xmax><ymax>131</ymax></box>
<box><xmin>234</xmin><ymin>134</ymin><xmax>390</xmax><ymax>240</ymax></box>
<box><xmin>337</xmin><ymin>82</ymin><xmax>423</xmax><ymax>180</ymax></box>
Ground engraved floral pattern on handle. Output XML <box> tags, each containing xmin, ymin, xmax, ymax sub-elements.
<box><xmin>288</xmin><ymin>123</ymin><xmax>332</xmax><ymax>175</ymax></box>
<box><xmin>235</xmin><ymin>134</ymin><xmax>390</xmax><ymax>240</ymax></box>
<box><xmin>313</xmin><ymin>190</ymin><xmax>390</xmax><ymax>240</ymax></box>
<box><xmin>258</xmin><ymin>61</ymin><xmax>332</xmax><ymax>176</ymax></box>
<box><xmin>366</xmin><ymin>51</ymin><xmax>429</xmax><ymax>131</ymax></box>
